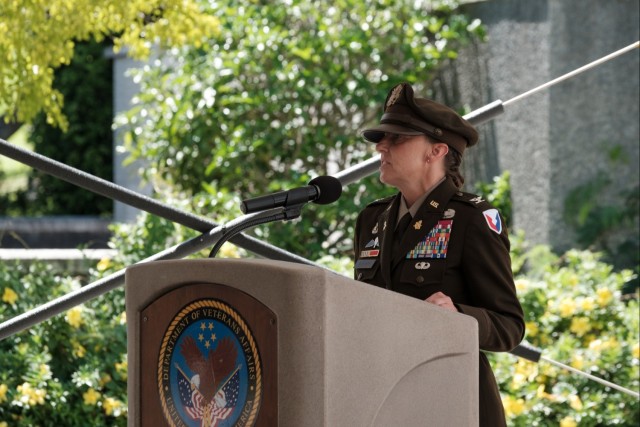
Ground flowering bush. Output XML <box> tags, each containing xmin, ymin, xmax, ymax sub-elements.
<box><xmin>493</xmin><ymin>245</ymin><xmax>639</xmax><ymax>426</ymax></box>
<box><xmin>0</xmin><ymin>261</ymin><xmax>127</xmax><ymax>426</ymax></box>
<box><xmin>0</xmin><ymin>211</ymin><xmax>205</xmax><ymax>426</ymax></box>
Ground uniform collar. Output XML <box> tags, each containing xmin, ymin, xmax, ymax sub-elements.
<box><xmin>397</xmin><ymin>176</ymin><xmax>446</xmax><ymax>223</ymax></box>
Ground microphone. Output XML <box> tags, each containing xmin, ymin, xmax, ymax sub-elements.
<box><xmin>240</xmin><ymin>175</ymin><xmax>342</xmax><ymax>214</ymax></box>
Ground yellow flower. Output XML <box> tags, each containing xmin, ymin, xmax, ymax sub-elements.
<box><xmin>83</xmin><ymin>388</ymin><xmax>101</xmax><ymax>405</ymax></box>
<box><xmin>571</xmin><ymin>354</ymin><xmax>585</xmax><ymax>370</ymax></box>
<box><xmin>567</xmin><ymin>273</ymin><xmax>579</xmax><ymax>287</ymax></box>
<box><xmin>536</xmin><ymin>385</ymin><xmax>559</xmax><ymax>402</ymax></box>
<box><xmin>96</xmin><ymin>257</ymin><xmax>111</xmax><ymax>272</ymax></box>
<box><xmin>39</xmin><ymin>363</ymin><xmax>51</xmax><ymax>378</ymax></box>
<box><xmin>633</xmin><ymin>343</ymin><xmax>640</xmax><ymax>359</ymax></box>
<box><xmin>218</xmin><ymin>242</ymin><xmax>240</xmax><ymax>258</ymax></box>
<box><xmin>502</xmin><ymin>395</ymin><xmax>525</xmax><ymax>417</ymax></box>
<box><xmin>0</xmin><ymin>383</ymin><xmax>8</xmax><ymax>403</ymax></box>
<box><xmin>515</xmin><ymin>279</ymin><xmax>530</xmax><ymax>292</ymax></box>
<box><xmin>560</xmin><ymin>416</ymin><xmax>578</xmax><ymax>427</ymax></box>
<box><xmin>558</xmin><ymin>298</ymin><xmax>576</xmax><ymax>317</ymax></box>
<box><xmin>103</xmin><ymin>396</ymin><xmax>125</xmax><ymax>416</ymax></box>
<box><xmin>525</xmin><ymin>322</ymin><xmax>539</xmax><ymax>338</ymax></box>
<box><xmin>589</xmin><ymin>337</ymin><xmax>619</xmax><ymax>353</ymax></box>
<box><xmin>0</xmin><ymin>421</ymin><xmax>8</xmax><ymax>427</ymax></box>
<box><xmin>569</xmin><ymin>395</ymin><xmax>583</xmax><ymax>410</ymax></box>
<box><xmin>115</xmin><ymin>360</ymin><xmax>128</xmax><ymax>381</ymax></box>
<box><xmin>17</xmin><ymin>382</ymin><xmax>46</xmax><ymax>406</ymax></box>
<box><xmin>66</xmin><ymin>306</ymin><xmax>84</xmax><ymax>328</ymax></box>
<box><xmin>580</xmin><ymin>297</ymin><xmax>595</xmax><ymax>311</ymax></box>
<box><xmin>511</xmin><ymin>359</ymin><xmax>537</xmax><ymax>389</ymax></box>
<box><xmin>72</xmin><ymin>342</ymin><xmax>86</xmax><ymax>358</ymax></box>
<box><xmin>570</xmin><ymin>317</ymin><xmax>591</xmax><ymax>337</ymax></box>
<box><xmin>99</xmin><ymin>374</ymin><xmax>112</xmax><ymax>387</ymax></box>
<box><xmin>2</xmin><ymin>287</ymin><xmax>18</xmax><ymax>305</ymax></box>
<box><xmin>596</xmin><ymin>287</ymin><xmax>613</xmax><ymax>306</ymax></box>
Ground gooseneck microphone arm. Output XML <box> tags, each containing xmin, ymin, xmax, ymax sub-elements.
<box><xmin>208</xmin><ymin>205</ymin><xmax>302</xmax><ymax>258</ymax></box>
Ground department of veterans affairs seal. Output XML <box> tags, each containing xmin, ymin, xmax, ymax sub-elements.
<box><xmin>158</xmin><ymin>299</ymin><xmax>262</xmax><ymax>427</ymax></box>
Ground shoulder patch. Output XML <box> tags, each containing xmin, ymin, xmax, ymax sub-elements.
<box><xmin>482</xmin><ymin>209</ymin><xmax>503</xmax><ymax>234</ymax></box>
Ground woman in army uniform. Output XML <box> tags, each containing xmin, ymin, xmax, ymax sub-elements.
<box><xmin>354</xmin><ymin>82</ymin><xmax>524</xmax><ymax>427</ymax></box>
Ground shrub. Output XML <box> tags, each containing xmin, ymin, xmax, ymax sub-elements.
<box><xmin>494</xmin><ymin>246</ymin><xmax>639</xmax><ymax>426</ymax></box>
<box><xmin>0</xmin><ymin>261</ymin><xmax>127</xmax><ymax>426</ymax></box>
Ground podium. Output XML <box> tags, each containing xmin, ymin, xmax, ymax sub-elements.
<box><xmin>125</xmin><ymin>259</ymin><xmax>478</xmax><ymax>426</ymax></box>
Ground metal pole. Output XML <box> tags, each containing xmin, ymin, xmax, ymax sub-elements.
<box><xmin>0</xmin><ymin>208</ymin><xmax>323</xmax><ymax>340</ymax></box>
<box><xmin>0</xmin><ymin>138</ymin><xmax>315</xmax><ymax>266</ymax></box>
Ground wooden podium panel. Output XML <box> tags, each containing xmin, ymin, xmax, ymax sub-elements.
<box><xmin>134</xmin><ymin>282</ymin><xmax>277</xmax><ymax>426</ymax></box>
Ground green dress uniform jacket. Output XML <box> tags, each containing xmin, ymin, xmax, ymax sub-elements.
<box><xmin>354</xmin><ymin>177</ymin><xmax>525</xmax><ymax>427</ymax></box>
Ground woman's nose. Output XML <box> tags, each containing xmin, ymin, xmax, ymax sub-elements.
<box><xmin>375</xmin><ymin>140</ymin><xmax>389</xmax><ymax>152</ymax></box>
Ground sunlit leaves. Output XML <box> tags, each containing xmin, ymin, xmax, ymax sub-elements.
<box><xmin>0</xmin><ymin>0</ymin><xmax>220</xmax><ymax>129</ymax></box>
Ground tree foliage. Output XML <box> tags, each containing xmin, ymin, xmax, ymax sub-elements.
<box><xmin>0</xmin><ymin>41</ymin><xmax>114</xmax><ymax>217</ymax></box>
<box><xmin>117</xmin><ymin>0</ymin><xmax>484</xmax><ymax>260</ymax></box>
<box><xmin>0</xmin><ymin>0</ymin><xmax>219</xmax><ymax>130</ymax></box>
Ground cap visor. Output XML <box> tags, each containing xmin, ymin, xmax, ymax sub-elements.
<box><xmin>361</xmin><ymin>123</ymin><xmax>424</xmax><ymax>143</ymax></box>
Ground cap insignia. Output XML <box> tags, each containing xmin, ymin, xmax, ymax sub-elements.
<box><xmin>385</xmin><ymin>84</ymin><xmax>404</xmax><ymax>110</ymax></box>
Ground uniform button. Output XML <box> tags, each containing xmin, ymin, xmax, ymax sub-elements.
<box><xmin>416</xmin><ymin>275</ymin><xmax>424</xmax><ymax>284</ymax></box>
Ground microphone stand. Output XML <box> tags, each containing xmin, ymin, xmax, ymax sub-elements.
<box><xmin>208</xmin><ymin>203</ymin><xmax>305</xmax><ymax>258</ymax></box>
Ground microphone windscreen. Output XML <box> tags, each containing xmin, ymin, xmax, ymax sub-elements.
<box><xmin>309</xmin><ymin>176</ymin><xmax>342</xmax><ymax>204</ymax></box>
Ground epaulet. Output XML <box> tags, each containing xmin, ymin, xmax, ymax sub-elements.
<box><xmin>365</xmin><ymin>195</ymin><xmax>395</xmax><ymax>208</ymax></box>
<box><xmin>451</xmin><ymin>191</ymin><xmax>493</xmax><ymax>209</ymax></box>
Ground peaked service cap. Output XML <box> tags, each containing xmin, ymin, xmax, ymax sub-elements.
<box><xmin>361</xmin><ymin>82</ymin><xmax>478</xmax><ymax>154</ymax></box>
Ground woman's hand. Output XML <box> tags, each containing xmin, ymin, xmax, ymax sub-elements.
<box><xmin>425</xmin><ymin>292</ymin><xmax>458</xmax><ymax>312</ymax></box>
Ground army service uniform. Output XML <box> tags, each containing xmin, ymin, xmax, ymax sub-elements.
<box><xmin>354</xmin><ymin>177</ymin><xmax>525</xmax><ymax>427</ymax></box>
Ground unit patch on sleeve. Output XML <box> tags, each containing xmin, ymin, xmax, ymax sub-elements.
<box><xmin>482</xmin><ymin>209</ymin><xmax>503</xmax><ymax>234</ymax></box>
<box><xmin>406</xmin><ymin>220</ymin><xmax>453</xmax><ymax>259</ymax></box>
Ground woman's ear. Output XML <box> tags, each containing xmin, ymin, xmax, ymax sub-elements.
<box><xmin>431</xmin><ymin>143</ymin><xmax>449</xmax><ymax>160</ymax></box>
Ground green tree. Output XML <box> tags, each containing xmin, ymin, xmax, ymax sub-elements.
<box><xmin>0</xmin><ymin>41</ymin><xmax>114</xmax><ymax>217</ymax></box>
<box><xmin>117</xmin><ymin>0</ymin><xmax>484</xmax><ymax>261</ymax></box>
<box><xmin>0</xmin><ymin>0</ymin><xmax>219</xmax><ymax>130</ymax></box>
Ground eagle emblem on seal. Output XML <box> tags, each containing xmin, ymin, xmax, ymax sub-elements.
<box><xmin>178</xmin><ymin>336</ymin><xmax>239</xmax><ymax>425</ymax></box>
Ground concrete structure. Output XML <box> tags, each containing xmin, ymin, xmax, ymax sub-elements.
<box><xmin>109</xmin><ymin>49</ymin><xmax>153</xmax><ymax>223</ymax></box>
<box><xmin>448</xmin><ymin>0</ymin><xmax>639</xmax><ymax>253</ymax></box>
